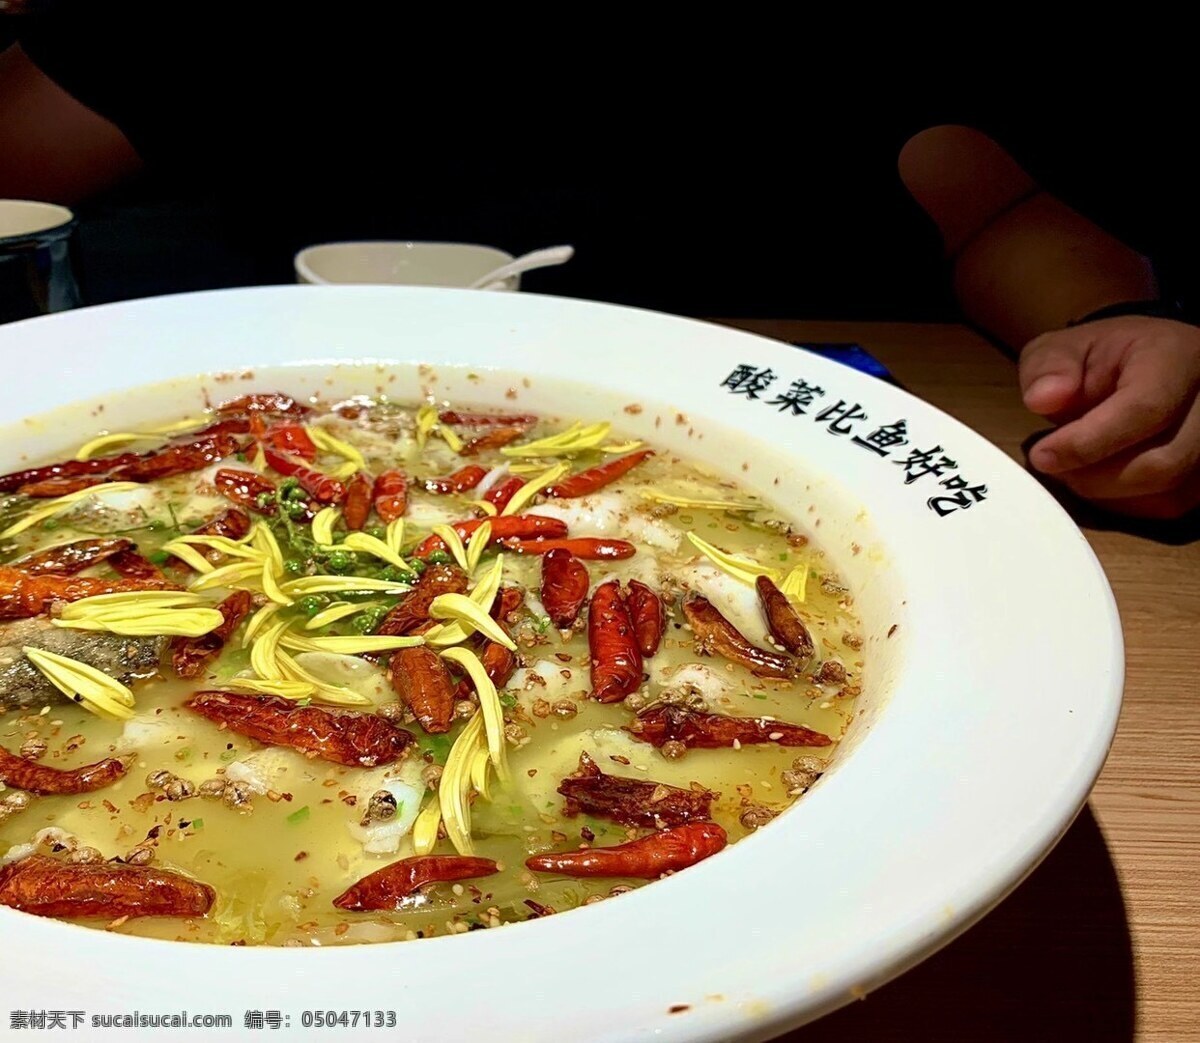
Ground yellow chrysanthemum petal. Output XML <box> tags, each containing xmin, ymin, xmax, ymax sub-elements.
<box><xmin>311</xmin><ymin>506</ymin><xmax>341</xmax><ymax>546</ymax></box>
<box><xmin>439</xmin><ymin>713</ymin><xmax>485</xmax><ymax>855</ymax></box>
<box><xmin>431</xmin><ymin>524</ymin><xmax>469</xmax><ymax>571</ymax></box>
<box><xmin>74</xmin><ymin>432</ymin><xmax>161</xmax><ymax>460</ymax></box>
<box><xmin>275</xmin><ymin>651</ymin><xmax>372</xmax><ymax>706</ymax></box>
<box><xmin>306</xmin><ymin>426</ymin><xmax>366</xmax><ymax>472</ymax></box>
<box><xmin>500</xmin><ymin>462</ymin><xmax>568</xmax><ymax>517</ymax></box>
<box><xmin>686</xmin><ymin>531</ymin><xmax>781</xmax><ymax>587</ymax></box>
<box><xmin>342</xmin><ymin>532</ymin><xmax>411</xmax><ymax>571</ymax></box>
<box><xmin>427</xmin><ymin>593</ymin><xmax>516</xmax><ymax>651</ymax></box>
<box><xmin>304</xmin><ymin>601</ymin><xmax>375</xmax><ymax>630</ymax></box>
<box><xmin>278</xmin><ymin>633</ymin><xmax>423</xmax><ymax>654</ymax></box>
<box><xmin>280</xmin><ymin>575</ymin><xmax>412</xmax><ymax>596</ymax></box>
<box><xmin>500</xmin><ymin>421</ymin><xmax>611</xmax><ymax>458</ymax></box>
<box><xmin>440</xmin><ymin>646</ymin><xmax>507</xmax><ymax>777</ymax></box>
<box><xmin>779</xmin><ymin>563</ymin><xmax>810</xmax><ymax>604</ymax></box>
<box><xmin>53</xmin><ymin>607</ymin><xmax>224</xmax><ymax>638</ymax></box>
<box><xmin>1</xmin><ymin>482</ymin><xmax>140</xmax><ymax>538</ymax></box>
<box><xmin>224</xmin><ymin>677</ymin><xmax>316</xmax><ymax>700</ymax></box>
<box><xmin>412</xmin><ymin>796</ymin><xmax>442</xmax><ymax>857</ymax></box>
<box><xmin>415</xmin><ymin>404</ymin><xmax>438</xmax><ymax>448</ymax></box>
<box><xmin>465</xmin><ymin>521</ymin><xmax>492</xmax><ymax>575</ymax></box>
<box><xmin>22</xmin><ymin>647</ymin><xmax>135</xmax><ymax>720</ymax></box>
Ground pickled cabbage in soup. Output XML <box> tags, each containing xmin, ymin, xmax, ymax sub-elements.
<box><xmin>0</xmin><ymin>390</ymin><xmax>863</xmax><ymax>944</ymax></box>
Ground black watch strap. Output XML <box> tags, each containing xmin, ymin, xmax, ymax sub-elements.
<box><xmin>1070</xmin><ymin>299</ymin><xmax>1194</xmax><ymax>327</ymax></box>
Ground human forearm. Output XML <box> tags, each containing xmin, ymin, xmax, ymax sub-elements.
<box><xmin>899</xmin><ymin>124</ymin><xmax>1157</xmax><ymax>348</ymax></box>
<box><xmin>0</xmin><ymin>43</ymin><xmax>142</xmax><ymax>204</ymax></box>
<box><xmin>951</xmin><ymin>190</ymin><xmax>1158</xmax><ymax>347</ymax></box>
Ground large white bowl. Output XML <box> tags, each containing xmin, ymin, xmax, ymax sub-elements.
<box><xmin>0</xmin><ymin>287</ymin><xmax>1122</xmax><ymax>1041</ymax></box>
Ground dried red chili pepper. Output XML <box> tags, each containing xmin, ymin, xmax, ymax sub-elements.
<box><xmin>683</xmin><ymin>594</ymin><xmax>797</xmax><ymax>678</ymax></box>
<box><xmin>0</xmin><ymin>566</ymin><xmax>173</xmax><ymax>620</ymax></box>
<box><xmin>453</xmin><ymin>619</ymin><xmax>518</xmax><ymax>701</ymax></box>
<box><xmin>261</xmin><ymin>447</ymin><xmax>346</xmax><ymax>505</ymax></box>
<box><xmin>625</xmin><ymin>580</ymin><xmax>664</xmax><ymax>656</ymax></box>
<box><xmin>483</xmin><ymin>475</ymin><xmax>525</xmax><ymax>513</ymax></box>
<box><xmin>0</xmin><ymin>746</ymin><xmax>127</xmax><ymax>795</ymax></box>
<box><xmin>10</xmin><ymin>538</ymin><xmax>133</xmax><ymax>576</ymax></box>
<box><xmin>489</xmin><ymin>585</ymin><xmax>525</xmax><ymax>623</ymax></box>
<box><xmin>437</xmin><ymin>410</ymin><xmax>537</xmax><ymax>427</ymax></box>
<box><xmin>755</xmin><ymin>575</ymin><xmax>815</xmax><ymax>664</ymax></box>
<box><xmin>0</xmin><ymin>455</ymin><xmax>141</xmax><ymax>495</ymax></box>
<box><xmin>588</xmin><ymin>579</ymin><xmax>642</xmax><ymax>703</ymax></box>
<box><xmin>372</xmin><ymin>470</ymin><xmax>408</xmax><ymax>522</ymax></box>
<box><xmin>422</xmin><ymin>465</ymin><xmax>488</xmax><ymax>495</ymax></box>
<box><xmin>544</xmin><ymin>449</ymin><xmax>654</xmax><ymax>499</ymax></box>
<box><xmin>525</xmin><ymin>821</ymin><xmax>726</xmax><ymax>879</ymax></box>
<box><xmin>628</xmin><ymin>705</ymin><xmax>832</xmax><ymax>749</ymax></box>
<box><xmin>500</xmin><ymin>537</ymin><xmax>635</xmax><ymax>561</ymax></box>
<box><xmin>182</xmin><ymin>417</ymin><xmax>253</xmax><ymax>440</ymax></box>
<box><xmin>18</xmin><ymin>475</ymin><xmax>107</xmax><ymax>498</ymax></box>
<box><xmin>169</xmin><ymin>590</ymin><xmax>254</xmax><ymax>679</ymax></box>
<box><xmin>557</xmin><ymin>752</ymin><xmax>715</xmax><ymax>828</ymax></box>
<box><xmin>478</xmin><ymin>636</ymin><xmax>517</xmax><ymax>689</ymax></box>
<box><xmin>342</xmin><ymin>472</ymin><xmax>373</xmax><ymax>531</ymax></box>
<box><xmin>375</xmin><ymin>564</ymin><xmax>468</xmax><ymax>637</ymax></box>
<box><xmin>540</xmin><ymin>549</ymin><xmax>589</xmax><ymax>628</ymax></box>
<box><xmin>254</xmin><ymin>418</ymin><xmax>317</xmax><ymax>461</ymax></box>
<box><xmin>190</xmin><ymin>508</ymin><xmax>252</xmax><ymax>542</ymax></box>
<box><xmin>108</xmin><ymin>432</ymin><xmax>249</xmax><ymax>483</ymax></box>
<box><xmin>186</xmin><ymin>691</ymin><xmax>413</xmax><ymax>767</ymax></box>
<box><xmin>108</xmin><ymin>549</ymin><xmax>171</xmax><ymax>584</ymax></box>
<box><xmin>413</xmin><ymin>515</ymin><xmax>567</xmax><ymax>557</ymax></box>
<box><xmin>215</xmin><ymin>392</ymin><xmax>310</xmax><ymax>417</ymax></box>
<box><xmin>459</xmin><ymin>427</ymin><xmax>527</xmax><ymax>456</ymax></box>
<box><xmin>213</xmin><ymin>468</ymin><xmax>277</xmax><ymax>515</ymax></box>
<box><xmin>0</xmin><ymin>855</ymin><xmax>216</xmax><ymax>919</ymax></box>
<box><xmin>388</xmin><ymin>646</ymin><xmax>456</xmax><ymax>734</ymax></box>
<box><xmin>333</xmin><ymin>855</ymin><xmax>499</xmax><ymax>910</ymax></box>
<box><xmin>1</xmin><ymin>419</ymin><xmax>253</xmax><ymax>496</ymax></box>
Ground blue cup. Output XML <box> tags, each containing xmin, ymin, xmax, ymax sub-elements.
<box><xmin>0</xmin><ymin>199</ymin><xmax>83</xmax><ymax>324</ymax></box>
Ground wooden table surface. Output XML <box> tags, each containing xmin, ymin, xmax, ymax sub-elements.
<box><xmin>720</xmin><ymin>320</ymin><xmax>1200</xmax><ymax>1043</ymax></box>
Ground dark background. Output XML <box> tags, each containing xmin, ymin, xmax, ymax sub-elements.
<box><xmin>3</xmin><ymin>14</ymin><xmax>1196</xmax><ymax>321</ymax></box>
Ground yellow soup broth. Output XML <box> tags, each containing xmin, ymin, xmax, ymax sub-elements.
<box><xmin>0</xmin><ymin>392</ymin><xmax>863</xmax><ymax>945</ymax></box>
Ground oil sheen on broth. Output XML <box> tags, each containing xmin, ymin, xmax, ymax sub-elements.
<box><xmin>0</xmin><ymin>388</ymin><xmax>863</xmax><ymax>945</ymax></box>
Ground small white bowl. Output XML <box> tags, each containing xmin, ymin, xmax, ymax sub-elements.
<box><xmin>294</xmin><ymin>241</ymin><xmax>518</xmax><ymax>291</ymax></box>
<box><xmin>0</xmin><ymin>199</ymin><xmax>74</xmax><ymax>243</ymax></box>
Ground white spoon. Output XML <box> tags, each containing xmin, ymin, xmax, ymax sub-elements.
<box><xmin>468</xmin><ymin>245</ymin><xmax>575</xmax><ymax>290</ymax></box>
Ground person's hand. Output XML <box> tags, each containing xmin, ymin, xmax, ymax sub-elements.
<box><xmin>1019</xmin><ymin>316</ymin><xmax>1200</xmax><ymax>519</ymax></box>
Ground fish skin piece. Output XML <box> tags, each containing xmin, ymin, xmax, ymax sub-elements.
<box><xmin>0</xmin><ymin>617</ymin><xmax>164</xmax><ymax>711</ymax></box>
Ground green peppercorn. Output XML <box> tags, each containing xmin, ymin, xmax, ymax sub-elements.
<box><xmin>406</xmin><ymin>557</ymin><xmax>427</xmax><ymax>575</ymax></box>
<box><xmin>297</xmin><ymin>595</ymin><xmax>326</xmax><ymax>618</ymax></box>
<box><xmin>426</xmin><ymin>550</ymin><xmax>452</xmax><ymax>565</ymax></box>
<box><xmin>284</xmin><ymin>558</ymin><xmax>304</xmax><ymax>575</ymax></box>
<box><xmin>255</xmin><ymin>492</ymin><xmax>274</xmax><ymax>509</ymax></box>
<box><xmin>366</xmin><ymin>526</ymin><xmax>387</xmax><ymax>541</ymax></box>
<box><xmin>350</xmin><ymin>606</ymin><xmax>387</xmax><ymax>634</ymax></box>
<box><xmin>324</xmin><ymin>549</ymin><xmax>356</xmax><ymax>574</ymax></box>
<box><xmin>281</xmin><ymin>499</ymin><xmax>307</xmax><ymax>518</ymax></box>
<box><xmin>379</xmin><ymin>564</ymin><xmax>410</xmax><ymax>582</ymax></box>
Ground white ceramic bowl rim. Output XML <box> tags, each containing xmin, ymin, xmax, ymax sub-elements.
<box><xmin>0</xmin><ymin>287</ymin><xmax>1122</xmax><ymax>1042</ymax></box>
